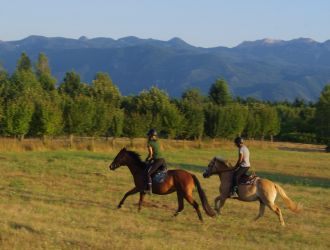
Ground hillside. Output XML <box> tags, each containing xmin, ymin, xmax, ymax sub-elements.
<box><xmin>1</xmin><ymin>35</ymin><xmax>330</xmax><ymax>101</ymax></box>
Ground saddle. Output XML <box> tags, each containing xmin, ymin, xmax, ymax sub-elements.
<box><xmin>238</xmin><ymin>172</ymin><xmax>258</xmax><ymax>185</ymax></box>
<box><xmin>152</xmin><ymin>170</ymin><xmax>167</xmax><ymax>184</ymax></box>
<box><xmin>145</xmin><ymin>162</ymin><xmax>168</xmax><ymax>184</ymax></box>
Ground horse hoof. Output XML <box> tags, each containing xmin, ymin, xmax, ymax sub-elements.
<box><xmin>117</xmin><ymin>205</ymin><xmax>122</xmax><ymax>209</ymax></box>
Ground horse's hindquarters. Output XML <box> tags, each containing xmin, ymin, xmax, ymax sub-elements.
<box><xmin>152</xmin><ymin>173</ymin><xmax>176</xmax><ymax>195</ymax></box>
<box><xmin>256</xmin><ymin>179</ymin><xmax>277</xmax><ymax>203</ymax></box>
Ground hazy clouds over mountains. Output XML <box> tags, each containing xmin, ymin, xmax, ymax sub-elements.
<box><xmin>1</xmin><ymin>35</ymin><xmax>330</xmax><ymax>101</ymax></box>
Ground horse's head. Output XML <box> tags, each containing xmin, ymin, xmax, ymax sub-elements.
<box><xmin>109</xmin><ymin>147</ymin><xmax>128</xmax><ymax>170</ymax></box>
<box><xmin>203</xmin><ymin>157</ymin><xmax>231</xmax><ymax>178</ymax></box>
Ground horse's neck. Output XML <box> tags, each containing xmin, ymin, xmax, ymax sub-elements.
<box><xmin>126</xmin><ymin>160</ymin><xmax>145</xmax><ymax>176</ymax></box>
<box><xmin>219</xmin><ymin>171</ymin><xmax>234</xmax><ymax>182</ymax></box>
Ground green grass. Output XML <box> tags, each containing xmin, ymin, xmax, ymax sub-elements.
<box><xmin>0</xmin><ymin>144</ymin><xmax>329</xmax><ymax>249</ymax></box>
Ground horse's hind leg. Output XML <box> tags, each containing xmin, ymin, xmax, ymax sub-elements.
<box><xmin>265</xmin><ymin>202</ymin><xmax>285</xmax><ymax>226</ymax></box>
<box><xmin>184</xmin><ymin>194</ymin><xmax>203</xmax><ymax>221</ymax></box>
<box><xmin>117</xmin><ymin>187</ymin><xmax>139</xmax><ymax>209</ymax></box>
<box><xmin>174</xmin><ymin>191</ymin><xmax>184</xmax><ymax>217</ymax></box>
<box><xmin>254</xmin><ymin>201</ymin><xmax>265</xmax><ymax>221</ymax></box>
<box><xmin>214</xmin><ymin>196</ymin><xmax>221</xmax><ymax>212</ymax></box>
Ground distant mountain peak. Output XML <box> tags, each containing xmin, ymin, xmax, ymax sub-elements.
<box><xmin>79</xmin><ymin>36</ymin><xmax>89</xmax><ymax>41</ymax></box>
<box><xmin>289</xmin><ymin>37</ymin><xmax>317</xmax><ymax>44</ymax></box>
<box><xmin>168</xmin><ymin>37</ymin><xmax>188</xmax><ymax>44</ymax></box>
<box><xmin>236</xmin><ymin>38</ymin><xmax>284</xmax><ymax>48</ymax></box>
<box><xmin>118</xmin><ymin>36</ymin><xmax>140</xmax><ymax>42</ymax></box>
<box><xmin>167</xmin><ymin>37</ymin><xmax>193</xmax><ymax>48</ymax></box>
<box><xmin>262</xmin><ymin>38</ymin><xmax>283</xmax><ymax>44</ymax></box>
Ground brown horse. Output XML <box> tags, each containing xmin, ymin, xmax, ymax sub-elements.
<box><xmin>203</xmin><ymin>157</ymin><xmax>302</xmax><ymax>226</ymax></box>
<box><xmin>109</xmin><ymin>148</ymin><xmax>216</xmax><ymax>221</ymax></box>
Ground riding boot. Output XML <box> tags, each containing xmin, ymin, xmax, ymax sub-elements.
<box><xmin>230</xmin><ymin>186</ymin><xmax>238</xmax><ymax>197</ymax></box>
<box><xmin>148</xmin><ymin>182</ymin><xmax>152</xmax><ymax>195</ymax></box>
<box><xmin>146</xmin><ymin>175</ymin><xmax>152</xmax><ymax>195</ymax></box>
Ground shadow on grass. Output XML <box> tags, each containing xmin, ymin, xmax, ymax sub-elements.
<box><xmin>257</xmin><ymin>172</ymin><xmax>330</xmax><ymax>189</ymax></box>
<box><xmin>9</xmin><ymin>222</ymin><xmax>40</xmax><ymax>234</ymax></box>
<box><xmin>278</xmin><ymin>146</ymin><xmax>325</xmax><ymax>153</ymax></box>
<box><xmin>169</xmin><ymin>162</ymin><xmax>206</xmax><ymax>173</ymax></box>
<box><xmin>170</xmin><ymin>162</ymin><xmax>330</xmax><ymax>189</ymax></box>
<box><xmin>1</xmin><ymin>187</ymin><xmax>114</xmax><ymax>209</ymax></box>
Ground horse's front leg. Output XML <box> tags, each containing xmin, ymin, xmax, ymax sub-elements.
<box><xmin>214</xmin><ymin>195</ymin><xmax>221</xmax><ymax>213</ymax></box>
<box><xmin>214</xmin><ymin>195</ymin><xmax>227</xmax><ymax>215</ymax></box>
<box><xmin>138</xmin><ymin>192</ymin><xmax>145</xmax><ymax>211</ymax></box>
<box><xmin>117</xmin><ymin>187</ymin><xmax>139</xmax><ymax>209</ymax></box>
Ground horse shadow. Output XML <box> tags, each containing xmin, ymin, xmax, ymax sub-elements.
<box><xmin>257</xmin><ymin>171</ymin><xmax>330</xmax><ymax>189</ymax></box>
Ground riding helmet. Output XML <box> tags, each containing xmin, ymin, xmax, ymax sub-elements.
<box><xmin>234</xmin><ymin>136</ymin><xmax>243</xmax><ymax>144</ymax></box>
<box><xmin>147</xmin><ymin>128</ymin><xmax>157</xmax><ymax>136</ymax></box>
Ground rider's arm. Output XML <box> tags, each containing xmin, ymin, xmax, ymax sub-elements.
<box><xmin>235</xmin><ymin>152</ymin><xmax>244</xmax><ymax>168</ymax></box>
<box><xmin>146</xmin><ymin>145</ymin><xmax>153</xmax><ymax>161</ymax></box>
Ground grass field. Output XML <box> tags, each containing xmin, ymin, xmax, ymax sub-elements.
<box><xmin>0</xmin><ymin>140</ymin><xmax>329</xmax><ymax>249</ymax></box>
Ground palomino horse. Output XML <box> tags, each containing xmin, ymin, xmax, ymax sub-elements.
<box><xmin>203</xmin><ymin>157</ymin><xmax>302</xmax><ymax>226</ymax></box>
<box><xmin>109</xmin><ymin>148</ymin><xmax>216</xmax><ymax>221</ymax></box>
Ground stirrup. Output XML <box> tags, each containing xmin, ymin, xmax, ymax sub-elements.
<box><xmin>230</xmin><ymin>186</ymin><xmax>238</xmax><ymax>197</ymax></box>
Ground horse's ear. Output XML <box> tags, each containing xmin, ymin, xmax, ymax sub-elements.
<box><xmin>123</xmin><ymin>147</ymin><xmax>127</xmax><ymax>151</ymax></box>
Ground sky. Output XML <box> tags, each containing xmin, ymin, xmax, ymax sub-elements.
<box><xmin>0</xmin><ymin>0</ymin><xmax>329</xmax><ymax>48</ymax></box>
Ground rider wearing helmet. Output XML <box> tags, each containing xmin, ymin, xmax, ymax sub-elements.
<box><xmin>232</xmin><ymin>137</ymin><xmax>250</xmax><ymax>196</ymax></box>
<box><xmin>145</xmin><ymin>129</ymin><xmax>167</xmax><ymax>194</ymax></box>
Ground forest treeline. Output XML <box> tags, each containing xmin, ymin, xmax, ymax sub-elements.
<box><xmin>0</xmin><ymin>52</ymin><xmax>329</xmax><ymax>148</ymax></box>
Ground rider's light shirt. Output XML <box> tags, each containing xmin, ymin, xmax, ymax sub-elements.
<box><xmin>239</xmin><ymin>145</ymin><xmax>250</xmax><ymax>168</ymax></box>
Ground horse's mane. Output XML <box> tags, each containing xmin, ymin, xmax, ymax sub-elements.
<box><xmin>126</xmin><ymin>150</ymin><xmax>146</xmax><ymax>168</ymax></box>
<box><xmin>215</xmin><ymin>156</ymin><xmax>230</xmax><ymax>168</ymax></box>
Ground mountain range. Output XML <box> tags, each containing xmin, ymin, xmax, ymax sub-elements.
<box><xmin>1</xmin><ymin>35</ymin><xmax>330</xmax><ymax>101</ymax></box>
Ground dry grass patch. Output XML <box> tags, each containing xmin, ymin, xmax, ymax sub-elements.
<box><xmin>0</xmin><ymin>142</ymin><xmax>328</xmax><ymax>249</ymax></box>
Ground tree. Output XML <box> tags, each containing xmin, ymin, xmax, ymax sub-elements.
<box><xmin>260</xmin><ymin>105</ymin><xmax>280</xmax><ymax>141</ymax></box>
<box><xmin>204</xmin><ymin>103</ymin><xmax>220</xmax><ymax>138</ymax></box>
<box><xmin>9</xmin><ymin>52</ymin><xmax>42</xmax><ymax>97</ymax></box>
<box><xmin>62</xmin><ymin>95</ymin><xmax>95</xmax><ymax>135</ymax></box>
<box><xmin>3</xmin><ymin>96</ymin><xmax>34</xmax><ymax>139</ymax></box>
<box><xmin>179</xmin><ymin>89</ymin><xmax>205</xmax><ymax>139</ymax></box>
<box><xmin>108</xmin><ymin>109</ymin><xmax>124</xmax><ymax>137</ymax></box>
<box><xmin>204</xmin><ymin>102</ymin><xmax>247</xmax><ymax>139</ymax></box>
<box><xmin>90</xmin><ymin>72</ymin><xmax>123</xmax><ymax>137</ymax></box>
<box><xmin>209</xmin><ymin>79</ymin><xmax>232</xmax><ymax>106</ymax></box>
<box><xmin>244</xmin><ymin>108</ymin><xmax>261</xmax><ymax>139</ymax></box>
<box><xmin>29</xmin><ymin>93</ymin><xmax>63</xmax><ymax>137</ymax></box>
<box><xmin>36</xmin><ymin>53</ymin><xmax>56</xmax><ymax>91</ymax></box>
<box><xmin>59</xmin><ymin>71</ymin><xmax>90</xmax><ymax>98</ymax></box>
<box><xmin>92</xmin><ymin>72</ymin><xmax>121</xmax><ymax>106</ymax></box>
<box><xmin>17</xmin><ymin>52</ymin><xmax>32</xmax><ymax>72</ymax></box>
<box><xmin>315</xmin><ymin>84</ymin><xmax>330</xmax><ymax>150</ymax></box>
<box><xmin>122</xmin><ymin>87</ymin><xmax>183</xmax><ymax>138</ymax></box>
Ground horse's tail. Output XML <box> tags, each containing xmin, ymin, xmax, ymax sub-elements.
<box><xmin>275</xmin><ymin>183</ymin><xmax>302</xmax><ymax>213</ymax></box>
<box><xmin>192</xmin><ymin>175</ymin><xmax>216</xmax><ymax>217</ymax></box>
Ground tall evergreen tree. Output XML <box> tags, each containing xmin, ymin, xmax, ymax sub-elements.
<box><xmin>3</xmin><ymin>96</ymin><xmax>34</xmax><ymax>139</ymax></box>
<box><xmin>59</xmin><ymin>71</ymin><xmax>90</xmax><ymax>98</ymax></box>
<box><xmin>36</xmin><ymin>53</ymin><xmax>56</xmax><ymax>91</ymax></box>
<box><xmin>315</xmin><ymin>84</ymin><xmax>330</xmax><ymax>150</ymax></box>
<box><xmin>179</xmin><ymin>89</ymin><xmax>205</xmax><ymax>139</ymax></box>
<box><xmin>209</xmin><ymin>79</ymin><xmax>232</xmax><ymax>106</ymax></box>
<box><xmin>62</xmin><ymin>95</ymin><xmax>95</xmax><ymax>135</ymax></box>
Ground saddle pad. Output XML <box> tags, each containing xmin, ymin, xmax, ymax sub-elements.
<box><xmin>239</xmin><ymin>174</ymin><xmax>259</xmax><ymax>185</ymax></box>
<box><xmin>153</xmin><ymin>171</ymin><xmax>167</xmax><ymax>183</ymax></box>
